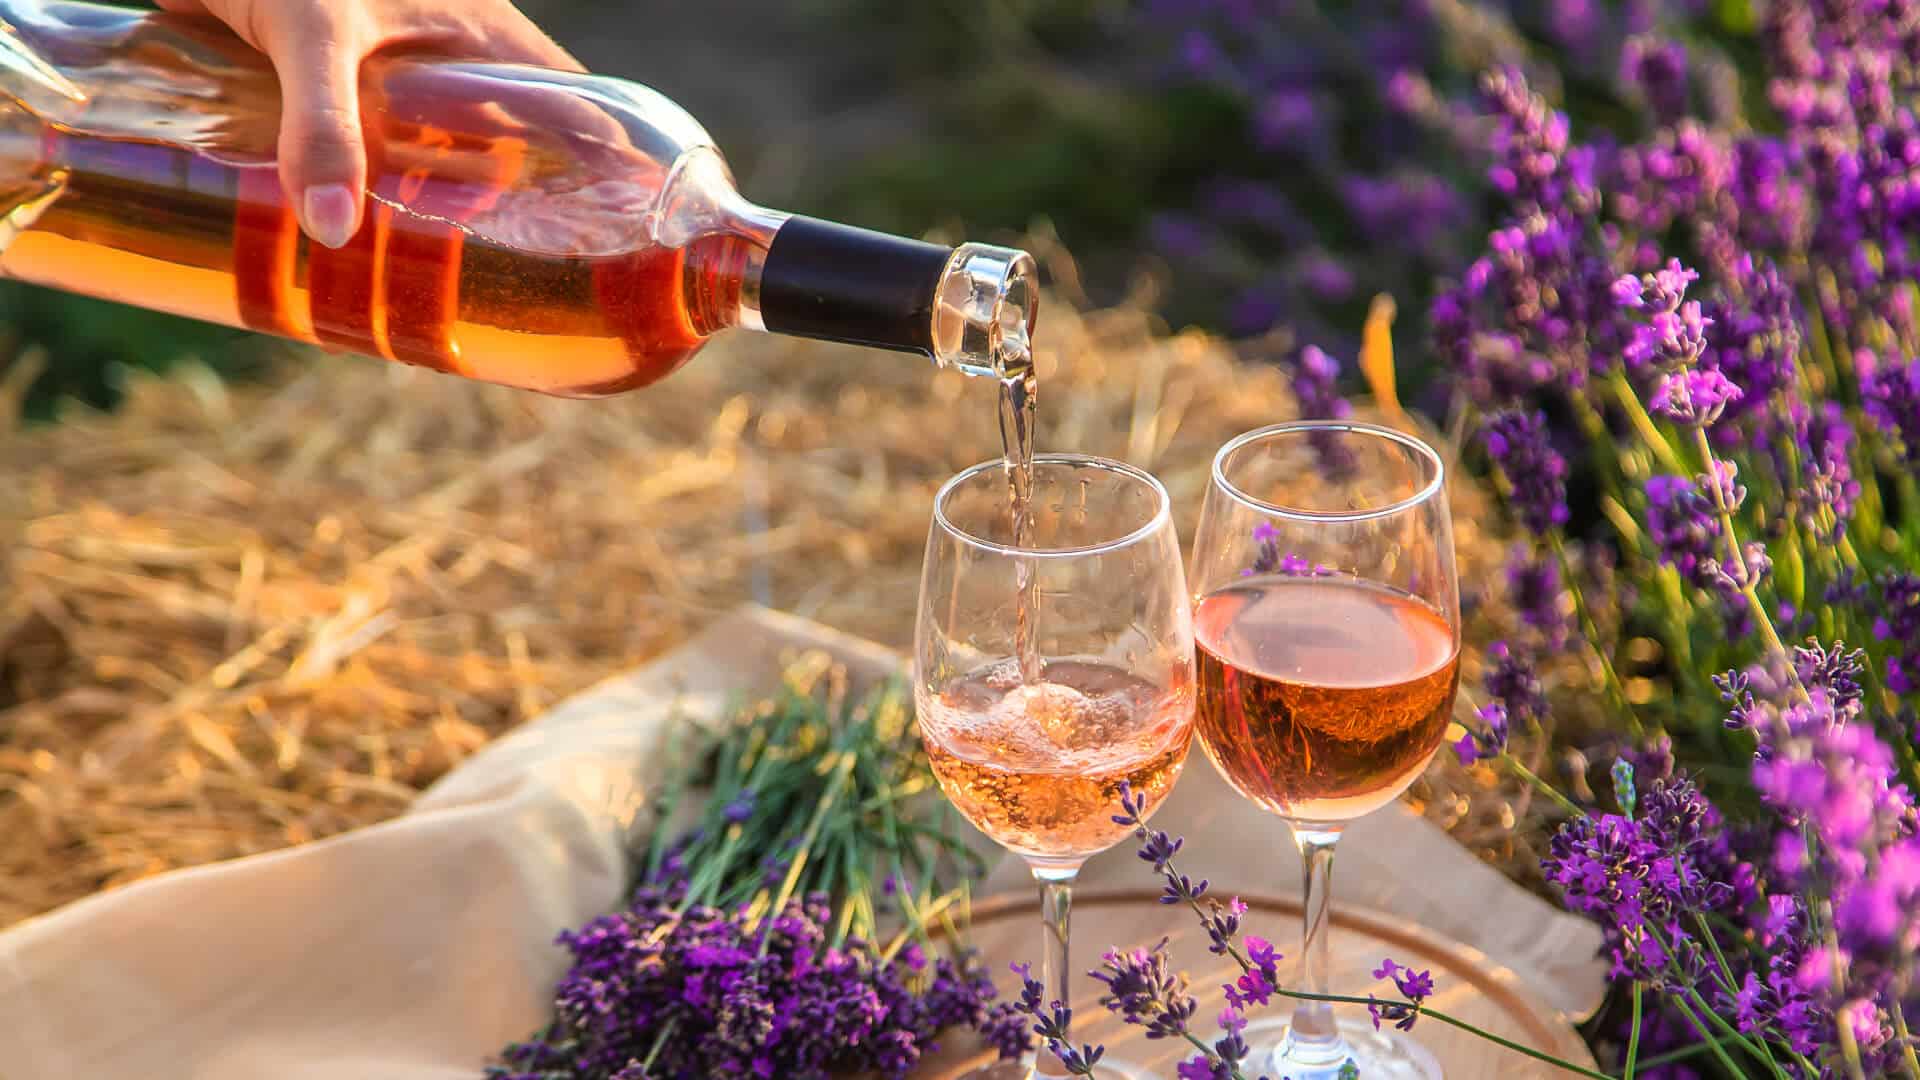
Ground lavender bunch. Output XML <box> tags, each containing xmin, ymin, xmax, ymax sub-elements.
<box><xmin>488</xmin><ymin>665</ymin><xmax>1028</xmax><ymax>1079</ymax></box>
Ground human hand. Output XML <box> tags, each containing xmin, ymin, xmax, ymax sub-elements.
<box><xmin>155</xmin><ymin>0</ymin><xmax>582</xmax><ymax>249</ymax></box>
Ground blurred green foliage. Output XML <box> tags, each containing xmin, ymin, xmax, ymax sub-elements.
<box><xmin>807</xmin><ymin>0</ymin><xmax>1772</xmax><ymax>371</ymax></box>
<box><xmin>802</xmin><ymin>2</ymin><xmax>1179</xmax><ymax>296</ymax></box>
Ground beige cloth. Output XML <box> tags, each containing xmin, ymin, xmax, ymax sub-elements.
<box><xmin>0</xmin><ymin>606</ymin><xmax>1605</xmax><ymax>1079</ymax></box>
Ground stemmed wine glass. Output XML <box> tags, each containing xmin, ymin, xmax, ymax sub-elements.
<box><xmin>1188</xmin><ymin>422</ymin><xmax>1460</xmax><ymax>1080</ymax></box>
<box><xmin>916</xmin><ymin>453</ymin><xmax>1196</xmax><ymax>1080</ymax></box>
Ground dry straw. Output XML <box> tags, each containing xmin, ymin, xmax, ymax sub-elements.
<box><xmin>0</xmin><ymin>249</ymin><xmax>1525</xmax><ymax>928</ymax></box>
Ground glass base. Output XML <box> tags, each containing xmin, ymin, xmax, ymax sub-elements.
<box><xmin>955</xmin><ymin>1055</ymin><xmax>1160</xmax><ymax>1080</ymax></box>
<box><xmin>1240</xmin><ymin>1012</ymin><xmax>1443</xmax><ymax>1080</ymax></box>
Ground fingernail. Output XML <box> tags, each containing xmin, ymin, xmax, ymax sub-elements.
<box><xmin>301</xmin><ymin>183</ymin><xmax>358</xmax><ymax>249</ymax></box>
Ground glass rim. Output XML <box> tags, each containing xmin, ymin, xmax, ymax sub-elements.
<box><xmin>1211</xmin><ymin>420</ymin><xmax>1445</xmax><ymax>523</ymax></box>
<box><xmin>932</xmin><ymin>452</ymin><xmax>1173</xmax><ymax>559</ymax></box>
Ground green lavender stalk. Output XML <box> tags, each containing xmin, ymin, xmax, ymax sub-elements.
<box><xmin>639</xmin><ymin>661</ymin><xmax>988</xmax><ymax>952</ymax></box>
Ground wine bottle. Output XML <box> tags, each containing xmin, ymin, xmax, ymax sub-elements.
<box><xmin>0</xmin><ymin>0</ymin><xmax>1037</xmax><ymax>396</ymax></box>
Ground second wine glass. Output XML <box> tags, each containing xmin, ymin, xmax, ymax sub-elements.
<box><xmin>1189</xmin><ymin>421</ymin><xmax>1460</xmax><ymax>1080</ymax></box>
<box><xmin>916</xmin><ymin>453</ymin><xmax>1195</xmax><ymax>1080</ymax></box>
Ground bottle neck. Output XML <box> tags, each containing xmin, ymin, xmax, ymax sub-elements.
<box><xmin>742</xmin><ymin>215</ymin><xmax>1038</xmax><ymax>377</ymax></box>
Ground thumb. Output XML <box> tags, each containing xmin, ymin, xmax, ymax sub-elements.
<box><xmin>269</xmin><ymin>28</ymin><xmax>368</xmax><ymax>249</ymax></box>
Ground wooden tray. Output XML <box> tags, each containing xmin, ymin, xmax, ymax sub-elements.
<box><xmin>919</xmin><ymin>887</ymin><xmax>1598</xmax><ymax>1079</ymax></box>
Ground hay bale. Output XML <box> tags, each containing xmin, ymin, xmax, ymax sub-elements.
<box><xmin>0</xmin><ymin>270</ymin><xmax>1513</xmax><ymax>927</ymax></box>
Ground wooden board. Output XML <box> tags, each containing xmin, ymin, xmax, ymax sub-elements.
<box><xmin>919</xmin><ymin>887</ymin><xmax>1598</xmax><ymax>1079</ymax></box>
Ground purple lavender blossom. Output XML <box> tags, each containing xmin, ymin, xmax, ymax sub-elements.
<box><xmin>1456</xmin><ymin>641</ymin><xmax>1544</xmax><ymax>767</ymax></box>
<box><xmin>1621</xmin><ymin>35</ymin><xmax>1691</xmax><ymax>124</ymax></box>
<box><xmin>1368</xmin><ymin>957</ymin><xmax>1434</xmax><ymax>1032</ymax></box>
<box><xmin>1860</xmin><ymin>350</ymin><xmax>1920</xmax><ymax>462</ymax></box>
<box><xmin>1614</xmin><ymin>259</ymin><xmax>1699</xmax><ymax>313</ymax></box>
<box><xmin>1454</xmin><ymin>701</ymin><xmax>1511</xmax><ymax>766</ymax></box>
<box><xmin>1748</xmin><ymin>677</ymin><xmax>1920</xmax><ymax>1028</ymax></box>
<box><xmin>1485</xmin><ymin>640</ymin><xmax>1549</xmax><ymax>726</ymax></box>
<box><xmin>1724</xmin><ymin>137</ymin><xmax>1813</xmax><ymax>261</ymax></box>
<box><xmin>1287</xmin><ymin>345</ymin><xmax>1355</xmax><ymax>423</ymax></box>
<box><xmin>1874</xmin><ymin>573</ymin><xmax>1920</xmax><ymax>694</ymax></box>
<box><xmin>1246</xmin><ymin>521</ymin><xmax>1336</xmax><ymax>579</ymax></box>
<box><xmin>1090</xmin><ymin>940</ymin><xmax>1197</xmax><ymax>1041</ymax></box>
<box><xmin>1506</xmin><ymin>544</ymin><xmax>1569</xmax><ymax>647</ymax></box>
<box><xmin>1610</xmin><ymin>122</ymin><xmax>1730</xmax><ymax>236</ymax></box>
<box><xmin>1542</xmin><ymin>775</ymin><xmax>1745</xmax><ymax>981</ymax></box>
<box><xmin>1624</xmin><ymin>300</ymin><xmax>1713</xmax><ymax>373</ymax></box>
<box><xmin>1797</xmin><ymin>401</ymin><xmax>1860</xmax><ymax>539</ymax></box>
<box><xmin>494</xmin><ymin>863</ymin><xmax>1025</xmax><ymax>1080</ymax></box>
<box><xmin>1644</xmin><ymin>474</ymin><xmax>1721</xmax><ymax>587</ymax></box>
<box><xmin>1480</xmin><ymin>66</ymin><xmax>1593</xmax><ymax>212</ymax></box>
<box><xmin>1011</xmin><ymin>962</ymin><xmax>1106</xmax><ymax>1077</ymax></box>
<box><xmin>1699</xmin><ymin>256</ymin><xmax>1801</xmax><ymax>434</ymax></box>
<box><xmin>1484</xmin><ymin>410</ymin><xmax>1571</xmax><ymax>535</ymax></box>
<box><xmin>1649</xmin><ymin>366</ymin><xmax>1743</xmax><ymax>427</ymax></box>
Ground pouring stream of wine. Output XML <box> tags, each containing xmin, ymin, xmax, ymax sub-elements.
<box><xmin>996</xmin><ymin>345</ymin><xmax>1041</xmax><ymax>685</ymax></box>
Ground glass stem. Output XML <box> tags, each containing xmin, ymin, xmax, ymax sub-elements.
<box><xmin>1035</xmin><ymin>866</ymin><xmax>1078</xmax><ymax>1078</ymax></box>
<box><xmin>1282</xmin><ymin>825</ymin><xmax>1349</xmax><ymax>1070</ymax></box>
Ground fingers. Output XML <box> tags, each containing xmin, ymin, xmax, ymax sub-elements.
<box><xmin>158</xmin><ymin>0</ymin><xmax>586</xmax><ymax>251</ymax></box>
<box><xmin>267</xmin><ymin>23</ymin><xmax>369</xmax><ymax>248</ymax></box>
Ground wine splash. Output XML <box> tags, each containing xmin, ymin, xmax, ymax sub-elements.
<box><xmin>920</xmin><ymin>658</ymin><xmax>1192</xmax><ymax>866</ymax></box>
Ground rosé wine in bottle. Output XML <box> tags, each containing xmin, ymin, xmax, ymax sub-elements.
<box><xmin>0</xmin><ymin>0</ymin><xmax>1036</xmax><ymax>396</ymax></box>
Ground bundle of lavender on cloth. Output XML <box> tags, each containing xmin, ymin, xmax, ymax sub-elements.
<box><xmin>488</xmin><ymin>658</ymin><xmax>1029</xmax><ymax>1080</ymax></box>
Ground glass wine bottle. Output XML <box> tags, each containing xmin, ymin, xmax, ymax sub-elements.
<box><xmin>0</xmin><ymin>0</ymin><xmax>1037</xmax><ymax>396</ymax></box>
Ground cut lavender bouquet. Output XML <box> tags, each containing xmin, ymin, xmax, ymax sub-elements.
<box><xmin>488</xmin><ymin>660</ymin><xmax>1029</xmax><ymax>1080</ymax></box>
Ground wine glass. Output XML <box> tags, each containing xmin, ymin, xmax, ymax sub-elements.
<box><xmin>916</xmin><ymin>453</ymin><xmax>1196</xmax><ymax>1080</ymax></box>
<box><xmin>1188</xmin><ymin>421</ymin><xmax>1459</xmax><ymax>1080</ymax></box>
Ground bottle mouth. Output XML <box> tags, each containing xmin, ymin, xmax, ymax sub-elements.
<box><xmin>931</xmin><ymin>243</ymin><xmax>1040</xmax><ymax>379</ymax></box>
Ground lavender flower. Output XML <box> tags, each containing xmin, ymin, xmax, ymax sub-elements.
<box><xmin>1874</xmin><ymin>573</ymin><xmax>1920</xmax><ymax>693</ymax></box>
<box><xmin>1484</xmin><ymin>409</ymin><xmax>1571</xmax><ymax>535</ymax></box>
<box><xmin>1284</xmin><ymin>345</ymin><xmax>1358</xmax><ymax>474</ymax></box>
<box><xmin>1368</xmin><ymin>958</ymin><xmax>1435</xmax><ymax>1032</ymax></box>
<box><xmin>1480</xmin><ymin>66</ymin><xmax>1592</xmax><ymax>212</ymax></box>
<box><xmin>1613</xmin><ymin>259</ymin><xmax>1698</xmax><ymax>313</ymax></box>
<box><xmin>1246</xmin><ymin>521</ymin><xmax>1334</xmax><ymax>579</ymax></box>
<box><xmin>1455</xmin><ymin>702</ymin><xmax>1510</xmax><ymax>766</ymax></box>
<box><xmin>1699</xmin><ymin>257</ymin><xmax>1801</xmax><ymax>436</ymax></box>
<box><xmin>1542</xmin><ymin>774</ymin><xmax>1744</xmax><ymax>981</ymax></box>
<box><xmin>1011</xmin><ymin>962</ymin><xmax>1106</xmax><ymax>1077</ymax></box>
<box><xmin>1649</xmin><ymin>366</ymin><xmax>1743</xmax><ymax>427</ymax></box>
<box><xmin>1621</xmin><ymin>35</ymin><xmax>1691</xmax><ymax>124</ymax></box>
<box><xmin>1610</xmin><ymin>123</ymin><xmax>1730</xmax><ymax>237</ymax></box>
<box><xmin>1644</xmin><ymin>474</ymin><xmax>1721</xmax><ymax>589</ymax></box>
<box><xmin>1797</xmin><ymin>401</ymin><xmax>1860</xmax><ymax>539</ymax></box>
<box><xmin>1090</xmin><ymin>940</ymin><xmax>1198</xmax><ymax>1041</ymax></box>
<box><xmin>1623</xmin><ymin>300</ymin><xmax>1713</xmax><ymax>373</ymax></box>
<box><xmin>1506</xmin><ymin>544</ymin><xmax>1570</xmax><ymax>647</ymax></box>
<box><xmin>1860</xmin><ymin>350</ymin><xmax>1920</xmax><ymax>462</ymax></box>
